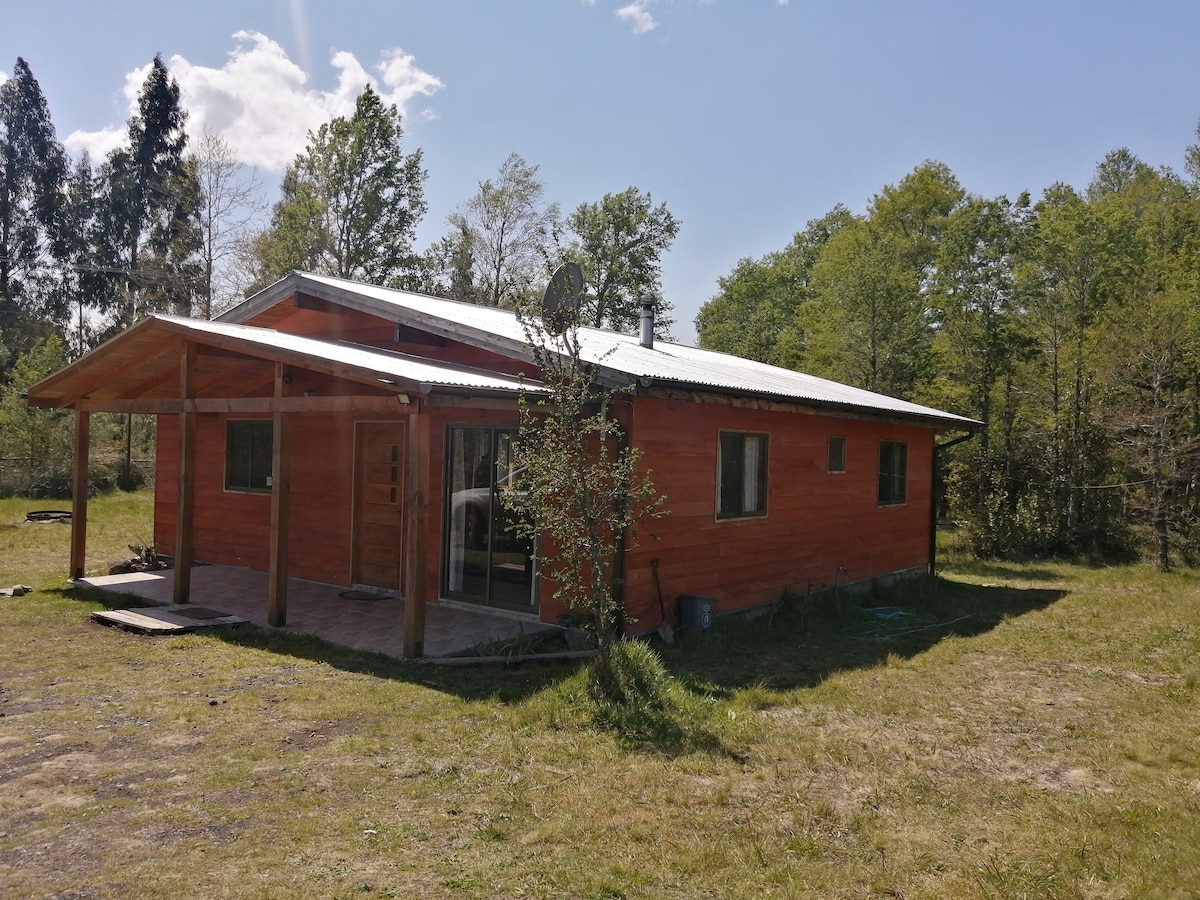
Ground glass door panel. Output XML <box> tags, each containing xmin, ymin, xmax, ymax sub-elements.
<box><xmin>443</xmin><ymin>426</ymin><xmax>535</xmax><ymax>612</ymax></box>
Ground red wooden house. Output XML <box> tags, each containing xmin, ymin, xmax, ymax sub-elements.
<box><xmin>27</xmin><ymin>272</ymin><xmax>976</xmax><ymax>655</ymax></box>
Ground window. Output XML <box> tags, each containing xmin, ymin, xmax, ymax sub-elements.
<box><xmin>828</xmin><ymin>436</ymin><xmax>846</xmax><ymax>473</ymax></box>
<box><xmin>878</xmin><ymin>440</ymin><xmax>907</xmax><ymax>506</ymax></box>
<box><xmin>718</xmin><ymin>432</ymin><xmax>768</xmax><ymax>519</ymax></box>
<box><xmin>226</xmin><ymin>420</ymin><xmax>273</xmax><ymax>492</ymax></box>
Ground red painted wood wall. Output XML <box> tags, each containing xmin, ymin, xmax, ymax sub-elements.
<box><xmin>155</xmin><ymin>403</ymin><xmax>520</xmax><ymax>599</ymax></box>
<box><xmin>617</xmin><ymin>396</ymin><xmax>934</xmax><ymax>630</ymax></box>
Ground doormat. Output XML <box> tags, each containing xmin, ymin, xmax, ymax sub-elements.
<box><xmin>339</xmin><ymin>590</ymin><xmax>392</xmax><ymax>601</ymax></box>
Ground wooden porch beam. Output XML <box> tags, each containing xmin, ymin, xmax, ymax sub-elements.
<box><xmin>76</xmin><ymin>395</ymin><xmax>415</xmax><ymax>415</ymax></box>
<box><xmin>173</xmin><ymin>342</ymin><xmax>197</xmax><ymax>604</ymax></box>
<box><xmin>69</xmin><ymin>410</ymin><xmax>90</xmax><ymax>580</ymax></box>
<box><xmin>403</xmin><ymin>407</ymin><xmax>431</xmax><ymax>658</ymax></box>
<box><xmin>267</xmin><ymin>362</ymin><xmax>290</xmax><ymax>626</ymax></box>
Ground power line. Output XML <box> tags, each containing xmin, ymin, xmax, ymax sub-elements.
<box><xmin>0</xmin><ymin>255</ymin><xmax>128</xmax><ymax>274</ymax></box>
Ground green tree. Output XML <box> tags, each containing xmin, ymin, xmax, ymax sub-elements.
<box><xmin>505</xmin><ymin>287</ymin><xmax>666</xmax><ymax>660</ymax></box>
<box><xmin>1098</xmin><ymin>290</ymin><xmax>1199</xmax><ymax>569</ymax></box>
<box><xmin>99</xmin><ymin>54</ymin><xmax>197</xmax><ymax>328</ymax></box>
<box><xmin>930</xmin><ymin>194</ymin><xmax>1031</xmax><ymax>549</ymax></box>
<box><xmin>803</xmin><ymin>218</ymin><xmax>925</xmax><ymax>396</ymax></box>
<box><xmin>1027</xmin><ymin>182</ymin><xmax>1134</xmax><ymax>544</ymax></box>
<box><xmin>696</xmin><ymin>205</ymin><xmax>852</xmax><ymax>368</ymax></box>
<box><xmin>0</xmin><ymin>58</ymin><xmax>68</xmax><ymax>375</ymax></box>
<box><xmin>803</xmin><ymin>162</ymin><xmax>964</xmax><ymax>399</ymax></box>
<box><xmin>0</xmin><ymin>335</ymin><xmax>70</xmax><ymax>496</ymax></box>
<box><xmin>1088</xmin><ymin>147</ymin><xmax>1155</xmax><ymax>200</ymax></box>
<box><xmin>1091</xmin><ymin>166</ymin><xmax>1200</xmax><ymax>567</ymax></box>
<box><xmin>253</xmin><ymin>85</ymin><xmax>427</xmax><ymax>288</ymax></box>
<box><xmin>137</xmin><ymin>157</ymin><xmax>203</xmax><ymax>316</ymax></box>
<box><xmin>566</xmin><ymin>187</ymin><xmax>680</xmax><ymax>336</ymax></box>
<box><xmin>446</xmin><ymin>152</ymin><xmax>559</xmax><ymax>308</ymax></box>
<box><xmin>55</xmin><ymin>152</ymin><xmax>116</xmax><ymax>356</ymax></box>
<box><xmin>409</xmin><ymin>223</ymin><xmax>476</xmax><ymax>300</ymax></box>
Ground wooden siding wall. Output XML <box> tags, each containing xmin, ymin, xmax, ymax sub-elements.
<box><xmin>154</xmin><ymin>394</ymin><xmax>936</xmax><ymax>629</ymax></box>
<box><xmin>618</xmin><ymin>397</ymin><xmax>935</xmax><ymax>630</ymax></box>
<box><xmin>154</xmin><ymin>404</ymin><xmax>520</xmax><ymax>598</ymax></box>
<box><xmin>156</xmin><ymin>411</ymin><xmax>358</xmax><ymax>583</ymax></box>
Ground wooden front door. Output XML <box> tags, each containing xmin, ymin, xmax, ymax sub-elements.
<box><xmin>353</xmin><ymin>422</ymin><xmax>406</xmax><ymax>590</ymax></box>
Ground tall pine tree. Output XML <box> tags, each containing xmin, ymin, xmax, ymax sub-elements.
<box><xmin>98</xmin><ymin>54</ymin><xmax>198</xmax><ymax>330</ymax></box>
<box><xmin>0</xmin><ymin>58</ymin><xmax>68</xmax><ymax>376</ymax></box>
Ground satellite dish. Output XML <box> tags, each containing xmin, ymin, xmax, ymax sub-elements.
<box><xmin>541</xmin><ymin>262</ymin><xmax>583</xmax><ymax>334</ymax></box>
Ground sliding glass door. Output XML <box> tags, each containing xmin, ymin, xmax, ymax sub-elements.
<box><xmin>443</xmin><ymin>425</ymin><xmax>536</xmax><ymax>612</ymax></box>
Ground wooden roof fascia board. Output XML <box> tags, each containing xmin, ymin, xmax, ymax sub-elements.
<box><xmin>640</xmin><ymin>382</ymin><xmax>982</xmax><ymax>431</ymax></box>
<box><xmin>25</xmin><ymin>314</ymin><xmax>424</xmax><ymax>408</ymax></box>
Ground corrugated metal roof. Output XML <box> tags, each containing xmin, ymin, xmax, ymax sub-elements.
<box><xmin>228</xmin><ymin>272</ymin><xmax>978</xmax><ymax>428</ymax></box>
<box><xmin>155</xmin><ymin>315</ymin><xmax>541</xmax><ymax>394</ymax></box>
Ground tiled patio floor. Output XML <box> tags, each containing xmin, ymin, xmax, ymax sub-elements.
<box><xmin>78</xmin><ymin>565</ymin><xmax>551</xmax><ymax>659</ymax></box>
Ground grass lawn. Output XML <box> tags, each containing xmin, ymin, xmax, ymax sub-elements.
<box><xmin>1</xmin><ymin>493</ymin><xmax>1198</xmax><ymax>898</ymax></box>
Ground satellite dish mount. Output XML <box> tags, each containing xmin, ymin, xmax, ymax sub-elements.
<box><xmin>541</xmin><ymin>262</ymin><xmax>583</xmax><ymax>334</ymax></box>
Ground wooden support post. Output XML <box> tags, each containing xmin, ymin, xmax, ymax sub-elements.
<box><xmin>267</xmin><ymin>363</ymin><xmax>290</xmax><ymax>626</ymax></box>
<box><xmin>173</xmin><ymin>342</ymin><xmax>197</xmax><ymax>604</ymax></box>
<box><xmin>403</xmin><ymin>409</ymin><xmax>430</xmax><ymax>658</ymax></box>
<box><xmin>70</xmin><ymin>410</ymin><xmax>90</xmax><ymax>580</ymax></box>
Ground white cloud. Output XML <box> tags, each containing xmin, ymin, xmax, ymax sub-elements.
<box><xmin>616</xmin><ymin>3</ymin><xmax>658</xmax><ymax>34</ymax></box>
<box><xmin>64</xmin><ymin>31</ymin><xmax>443</xmax><ymax>172</ymax></box>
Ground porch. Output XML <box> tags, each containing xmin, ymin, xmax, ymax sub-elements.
<box><xmin>78</xmin><ymin>564</ymin><xmax>549</xmax><ymax>659</ymax></box>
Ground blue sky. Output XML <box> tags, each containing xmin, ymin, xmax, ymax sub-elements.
<box><xmin>4</xmin><ymin>0</ymin><xmax>1200</xmax><ymax>342</ymax></box>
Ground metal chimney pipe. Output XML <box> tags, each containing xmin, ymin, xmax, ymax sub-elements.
<box><xmin>639</xmin><ymin>299</ymin><xmax>655</xmax><ymax>349</ymax></box>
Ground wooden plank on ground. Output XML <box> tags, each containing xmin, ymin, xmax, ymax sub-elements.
<box><xmin>92</xmin><ymin>606</ymin><xmax>247</xmax><ymax>634</ymax></box>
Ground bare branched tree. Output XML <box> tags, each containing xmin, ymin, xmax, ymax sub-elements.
<box><xmin>192</xmin><ymin>128</ymin><xmax>267</xmax><ymax>318</ymax></box>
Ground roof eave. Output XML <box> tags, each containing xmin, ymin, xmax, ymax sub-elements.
<box><xmin>637</xmin><ymin>377</ymin><xmax>981</xmax><ymax>431</ymax></box>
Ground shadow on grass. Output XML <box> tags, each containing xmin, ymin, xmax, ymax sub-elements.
<box><xmin>656</xmin><ymin>575</ymin><xmax>1068</xmax><ymax>695</ymax></box>
<box><xmin>47</xmin><ymin>583</ymin><xmax>581</xmax><ymax>704</ymax></box>
<box><xmin>51</xmin><ymin>574</ymin><xmax>1067</xmax><ymax>710</ymax></box>
<box><xmin>938</xmin><ymin>560</ymin><xmax>1063</xmax><ymax>582</ymax></box>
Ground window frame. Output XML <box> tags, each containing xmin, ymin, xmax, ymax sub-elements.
<box><xmin>877</xmin><ymin>440</ymin><xmax>908</xmax><ymax>507</ymax></box>
<box><xmin>225</xmin><ymin>419</ymin><xmax>273</xmax><ymax>494</ymax></box>
<box><xmin>827</xmin><ymin>436</ymin><xmax>846</xmax><ymax>474</ymax></box>
<box><xmin>716</xmin><ymin>430</ymin><xmax>769</xmax><ymax>521</ymax></box>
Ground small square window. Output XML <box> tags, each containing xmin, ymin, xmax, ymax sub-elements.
<box><xmin>718</xmin><ymin>432</ymin><xmax>768</xmax><ymax>519</ymax></box>
<box><xmin>828</xmin><ymin>436</ymin><xmax>846</xmax><ymax>473</ymax></box>
<box><xmin>226</xmin><ymin>420</ymin><xmax>273</xmax><ymax>492</ymax></box>
<box><xmin>878</xmin><ymin>440</ymin><xmax>907</xmax><ymax>506</ymax></box>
